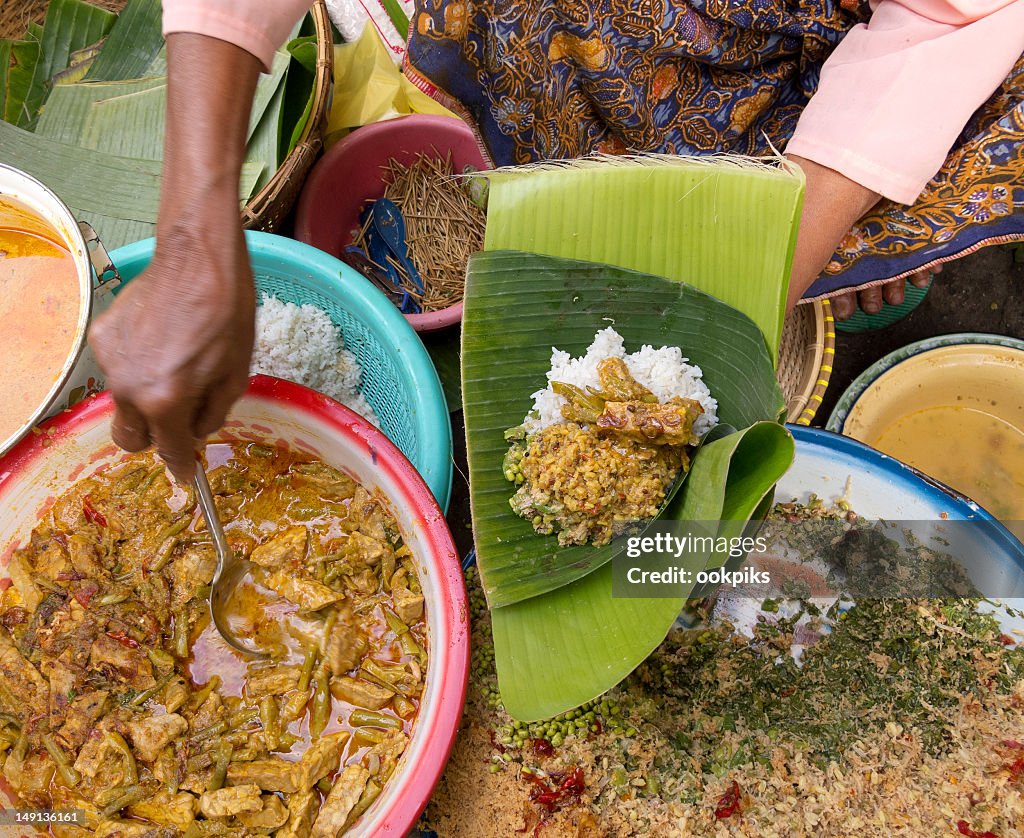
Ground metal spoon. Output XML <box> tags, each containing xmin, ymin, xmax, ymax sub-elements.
<box><xmin>193</xmin><ymin>463</ymin><xmax>269</xmax><ymax>659</ymax></box>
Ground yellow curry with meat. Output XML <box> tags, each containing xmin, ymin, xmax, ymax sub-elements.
<box><xmin>504</xmin><ymin>358</ymin><xmax>703</xmax><ymax>546</ymax></box>
<box><xmin>0</xmin><ymin>442</ymin><xmax>427</xmax><ymax>837</ymax></box>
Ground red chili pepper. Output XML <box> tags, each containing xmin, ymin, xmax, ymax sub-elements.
<box><xmin>1005</xmin><ymin>756</ymin><xmax>1024</xmax><ymax>781</ymax></box>
<box><xmin>999</xmin><ymin>634</ymin><xmax>1015</xmax><ymax>646</ymax></box>
<box><xmin>82</xmin><ymin>495</ymin><xmax>107</xmax><ymax>528</ymax></box>
<box><xmin>526</xmin><ymin>766</ymin><xmax>585</xmax><ymax>814</ymax></box>
<box><xmin>75</xmin><ymin>581</ymin><xmax>99</xmax><ymax>608</ymax></box>
<box><xmin>531</xmin><ymin>738</ymin><xmax>554</xmax><ymax>757</ymax></box>
<box><xmin>106</xmin><ymin>630</ymin><xmax>139</xmax><ymax>649</ymax></box>
<box><xmin>562</xmin><ymin>767</ymin><xmax>584</xmax><ymax>797</ymax></box>
<box><xmin>957</xmin><ymin>819</ymin><xmax>999</xmax><ymax>838</ymax></box>
<box><xmin>714</xmin><ymin>780</ymin><xmax>742</xmax><ymax>820</ymax></box>
<box><xmin>1002</xmin><ymin>740</ymin><xmax>1024</xmax><ymax>749</ymax></box>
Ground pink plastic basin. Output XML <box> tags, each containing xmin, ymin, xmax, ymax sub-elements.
<box><xmin>295</xmin><ymin>114</ymin><xmax>489</xmax><ymax>333</ymax></box>
<box><xmin>0</xmin><ymin>375</ymin><xmax>469</xmax><ymax>837</ymax></box>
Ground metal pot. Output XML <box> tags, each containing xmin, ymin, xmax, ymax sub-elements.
<box><xmin>0</xmin><ymin>163</ymin><xmax>120</xmax><ymax>456</ymax></box>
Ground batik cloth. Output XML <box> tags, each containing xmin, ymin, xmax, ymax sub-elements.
<box><xmin>405</xmin><ymin>0</ymin><xmax>1024</xmax><ymax>298</ymax></box>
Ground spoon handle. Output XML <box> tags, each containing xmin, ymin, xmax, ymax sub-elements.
<box><xmin>193</xmin><ymin>463</ymin><xmax>232</xmax><ymax>584</ymax></box>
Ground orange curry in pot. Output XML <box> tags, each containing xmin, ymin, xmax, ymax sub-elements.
<box><xmin>0</xmin><ymin>196</ymin><xmax>80</xmax><ymax>444</ymax></box>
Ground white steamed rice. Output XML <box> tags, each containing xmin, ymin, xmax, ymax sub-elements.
<box><xmin>251</xmin><ymin>294</ymin><xmax>380</xmax><ymax>426</ymax></box>
<box><xmin>522</xmin><ymin>327</ymin><xmax>718</xmax><ymax>436</ymax></box>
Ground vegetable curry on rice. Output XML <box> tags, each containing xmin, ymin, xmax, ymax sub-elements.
<box><xmin>0</xmin><ymin>441</ymin><xmax>428</xmax><ymax>837</ymax></box>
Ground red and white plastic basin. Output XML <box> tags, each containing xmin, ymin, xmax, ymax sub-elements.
<box><xmin>0</xmin><ymin>375</ymin><xmax>469</xmax><ymax>836</ymax></box>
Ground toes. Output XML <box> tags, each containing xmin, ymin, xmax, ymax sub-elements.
<box><xmin>882</xmin><ymin>280</ymin><xmax>905</xmax><ymax>307</ymax></box>
<box><xmin>858</xmin><ymin>286</ymin><xmax>883</xmax><ymax>315</ymax></box>
<box><xmin>831</xmin><ymin>292</ymin><xmax>856</xmax><ymax>320</ymax></box>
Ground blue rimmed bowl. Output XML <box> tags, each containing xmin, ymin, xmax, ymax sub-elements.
<box><xmin>109</xmin><ymin>231</ymin><xmax>453</xmax><ymax>510</ymax></box>
<box><xmin>826</xmin><ymin>332</ymin><xmax>1024</xmax><ymax>434</ymax></box>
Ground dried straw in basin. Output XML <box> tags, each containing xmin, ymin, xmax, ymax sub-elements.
<box><xmin>3</xmin><ymin>0</ymin><xmax>333</xmax><ymax>233</ymax></box>
<box><xmin>777</xmin><ymin>299</ymin><xmax>835</xmax><ymax>425</ymax></box>
<box><xmin>352</xmin><ymin>152</ymin><xmax>487</xmax><ymax>312</ymax></box>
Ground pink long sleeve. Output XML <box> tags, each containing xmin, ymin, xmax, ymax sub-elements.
<box><xmin>163</xmin><ymin>0</ymin><xmax>312</xmax><ymax>71</ymax></box>
<box><xmin>787</xmin><ymin>0</ymin><xmax>1024</xmax><ymax>204</ymax></box>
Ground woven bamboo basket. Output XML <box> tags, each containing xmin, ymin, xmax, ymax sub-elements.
<box><xmin>777</xmin><ymin>299</ymin><xmax>835</xmax><ymax>425</ymax></box>
<box><xmin>1</xmin><ymin>0</ymin><xmax>333</xmax><ymax>232</ymax></box>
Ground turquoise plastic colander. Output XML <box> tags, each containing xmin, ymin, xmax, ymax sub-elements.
<box><xmin>108</xmin><ymin>231</ymin><xmax>453</xmax><ymax>511</ymax></box>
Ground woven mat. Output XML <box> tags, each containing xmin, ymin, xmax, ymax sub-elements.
<box><xmin>1</xmin><ymin>0</ymin><xmax>124</xmax><ymax>40</ymax></box>
<box><xmin>777</xmin><ymin>301</ymin><xmax>833</xmax><ymax>425</ymax></box>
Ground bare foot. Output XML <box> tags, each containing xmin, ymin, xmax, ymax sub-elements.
<box><xmin>831</xmin><ymin>263</ymin><xmax>942</xmax><ymax>320</ymax></box>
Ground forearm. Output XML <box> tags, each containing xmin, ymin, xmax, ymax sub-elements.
<box><xmin>89</xmin><ymin>32</ymin><xmax>263</xmax><ymax>480</ymax></box>
<box><xmin>156</xmin><ymin>33</ymin><xmax>261</xmax><ymax>255</ymax></box>
<box><xmin>785</xmin><ymin>155</ymin><xmax>880</xmax><ymax>310</ymax></box>
<box><xmin>787</xmin><ymin>0</ymin><xmax>1024</xmax><ymax>205</ymax></box>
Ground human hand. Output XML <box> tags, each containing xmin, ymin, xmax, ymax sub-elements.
<box><xmin>89</xmin><ymin>222</ymin><xmax>255</xmax><ymax>482</ymax></box>
<box><xmin>88</xmin><ymin>32</ymin><xmax>262</xmax><ymax>483</ymax></box>
<box><xmin>830</xmin><ymin>265</ymin><xmax>939</xmax><ymax>320</ymax></box>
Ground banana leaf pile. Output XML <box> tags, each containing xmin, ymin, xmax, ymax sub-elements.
<box><xmin>0</xmin><ymin>0</ymin><xmax>319</xmax><ymax>249</ymax></box>
<box><xmin>462</xmin><ymin>156</ymin><xmax>803</xmax><ymax>720</ymax></box>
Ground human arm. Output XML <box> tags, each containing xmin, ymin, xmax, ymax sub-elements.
<box><xmin>784</xmin><ymin>155</ymin><xmax>881</xmax><ymax>313</ymax></box>
<box><xmin>88</xmin><ymin>33</ymin><xmax>262</xmax><ymax>482</ymax></box>
<box><xmin>88</xmin><ymin>1</ymin><xmax>310</xmax><ymax>482</ymax></box>
<box><xmin>784</xmin><ymin>0</ymin><xmax>1024</xmax><ymax>311</ymax></box>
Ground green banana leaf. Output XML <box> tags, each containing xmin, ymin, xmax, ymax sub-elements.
<box><xmin>246</xmin><ymin>65</ymin><xmax>288</xmax><ymax>193</ymax></box>
<box><xmin>248</xmin><ymin>49</ymin><xmax>291</xmax><ymax>144</ymax></box>
<box><xmin>492</xmin><ymin>420</ymin><xmax>794</xmax><ymax>720</ymax></box>
<box><xmin>37</xmin><ymin>77</ymin><xmax>166</xmax><ymax>145</ymax></box>
<box><xmin>70</xmin><ymin>44</ymin><xmax>287</xmax><ymax>159</ymax></box>
<box><xmin>78</xmin><ymin>83</ymin><xmax>167</xmax><ymax>159</ymax></box>
<box><xmin>483</xmin><ymin>155</ymin><xmax>804</xmax><ymax>360</ymax></box>
<box><xmin>281</xmin><ymin>35</ymin><xmax>317</xmax><ymax>157</ymax></box>
<box><xmin>0</xmin><ymin>118</ymin><xmax>263</xmax><ymax>251</ymax></box>
<box><xmin>2</xmin><ymin>36</ymin><xmax>42</xmax><ymax>126</ymax></box>
<box><xmin>380</xmin><ymin>0</ymin><xmax>410</xmax><ymax>38</ymax></box>
<box><xmin>16</xmin><ymin>0</ymin><xmax>116</xmax><ymax>128</ymax></box>
<box><xmin>0</xmin><ymin>40</ymin><xmax>11</xmax><ymax>117</ymax></box>
<box><xmin>84</xmin><ymin>0</ymin><xmax>163</xmax><ymax>82</ymax></box>
<box><xmin>144</xmin><ymin>46</ymin><xmax>167</xmax><ymax>76</ymax></box>
<box><xmin>0</xmin><ymin>117</ymin><xmax>163</xmax><ymax>219</ymax></box>
<box><xmin>462</xmin><ymin>250</ymin><xmax>784</xmax><ymax>609</ymax></box>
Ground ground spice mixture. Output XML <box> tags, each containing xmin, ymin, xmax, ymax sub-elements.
<box><xmin>422</xmin><ymin>503</ymin><xmax>1024</xmax><ymax>837</ymax></box>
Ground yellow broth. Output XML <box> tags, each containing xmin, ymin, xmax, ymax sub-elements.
<box><xmin>869</xmin><ymin>406</ymin><xmax>1024</xmax><ymax>528</ymax></box>
<box><xmin>0</xmin><ymin>197</ymin><xmax>80</xmax><ymax>444</ymax></box>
